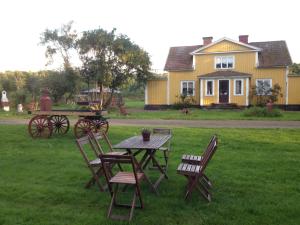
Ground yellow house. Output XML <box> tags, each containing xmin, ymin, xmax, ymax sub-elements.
<box><xmin>145</xmin><ymin>35</ymin><xmax>300</xmax><ymax>109</ymax></box>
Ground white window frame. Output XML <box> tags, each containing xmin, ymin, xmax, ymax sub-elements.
<box><xmin>256</xmin><ymin>79</ymin><xmax>272</xmax><ymax>95</ymax></box>
<box><xmin>214</xmin><ymin>55</ymin><xmax>235</xmax><ymax>69</ymax></box>
<box><xmin>234</xmin><ymin>79</ymin><xmax>244</xmax><ymax>96</ymax></box>
<box><xmin>180</xmin><ymin>81</ymin><xmax>195</xmax><ymax>96</ymax></box>
<box><xmin>205</xmin><ymin>80</ymin><xmax>214</xmax><ymax>96</ymax></box>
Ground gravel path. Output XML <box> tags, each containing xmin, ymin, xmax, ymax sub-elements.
<box><xmin>1</xmin><ymin>118</ymin><xmax>300</xmax><ymax>128</ymax></box>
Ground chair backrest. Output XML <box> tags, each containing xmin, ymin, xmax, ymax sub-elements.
<box><xmin>153</xmin><ymin>128</ymin><xmax>172</xmax><ymax>135</ymax></box>
<box><xmin>76</xmin><ymin>135</ymin><xmax>100</xmax><ymax>166</ymax></box>
<box><xmin>200</xmin><ymin>135</ymin><xmax>218</xmax><ymax>172</ymax></box>
<box><xmin>88</xmin><ymin>132</ymin><xmax>114</xmax><ymax>156</ymax></box>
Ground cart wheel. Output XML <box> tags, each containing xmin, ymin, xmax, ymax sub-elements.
<box><xmin>49</xmin><ymin>115</ymin><xmax>70</xmax><ymax>134</ymax></box>
<box><xmin>92</xmin><ymin>120</ymin><xmax>109</xmax><ymax>134</ymax></box>
<box><xmin>74</xmin><ymin>119</ymin><xmax>93</xmax><ymax>138</ymax></box>
<box><xmin>28</xmin><ymin>115</ymin><xmax>53</xmax><ymax>138</ymax></box>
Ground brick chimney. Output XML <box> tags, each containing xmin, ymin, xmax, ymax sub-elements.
<box><xmin>239</xmin><ymin>35</ymin><xmax>249</xmax><ymax>44</ymax></box>
<box><xmin>203</xmin><ymin>36</ymin><xmax>213</xmax><ymax>46</ymax></box>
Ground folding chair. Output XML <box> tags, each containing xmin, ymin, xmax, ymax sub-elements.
<box><xmin>75</xmin><ymin>135</ymin><xmax>106</xmax><ymax>192</ymax></box>
<box><xmin>88</xmin><ymin>132</ymin><xmax>127</xmax><ymax>156</ymax></box>
<box><xmin>100</xmin><ymin>154</ymin><xmax>145</xmax><ymax>221</ymax></box>
<box><xmin>177</xmin><ymin>135</ymin><xmax>218</xmax><ymax>201</ymax></box>
<box><xmin>181</xmin><ymin>135</ymin><xmax>216</xmax><ymax>188</ymax></box>
<box><xmin>151</xmin><ymin>128</ymin><xmax>172</xmax><ymax>170</ymax></box>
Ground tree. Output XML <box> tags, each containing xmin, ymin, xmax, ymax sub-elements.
<box><xmin>40</xmin><ymin>22</ymin><xmax>152</xmax><ymax>109</ymax></box>
<box><xmin>77</xmin><ymin>29</ymin><xmax>152</xmax><ymax>108</ymax></box>
<box><xmin>289</xmin><ymin>63</ymin><xmax>300</xmax><ymax>75</ymax></box>
<box><xmin>40</xmin><ymin>21</ymin><xmax>77</xmax><ymax>67</ymax></box>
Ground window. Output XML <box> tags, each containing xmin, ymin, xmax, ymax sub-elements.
<box><xmin>234</xmin><ymin>79</ymin><xmax>243</xmax><ymax>95</ymax></box>
<box><xmin>205</xmin><ymin>80</ymin><xmax>214</xmax><ymax>96</ymax></box>
<box><xmin>215</xmin><ymin>56</ymin><xmax>234</xmax><ymax>69</ymax></box>
<box><xmin>256</xmin><ymin>79</ymin><xmax>272</xmax><ymax>95</ymax></box>
<box><xmin>181</xmin><ymin>81</ymin><xmax>195</xmax><ymax>96</ymax></box>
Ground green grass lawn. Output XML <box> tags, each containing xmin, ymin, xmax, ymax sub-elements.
<box><xmin>1</xmin><ymin>125</ymin><xmax>300</xmax><ymax>225</ymax></box>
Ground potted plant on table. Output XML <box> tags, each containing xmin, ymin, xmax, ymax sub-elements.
<box><xmin>141</xmin><ymin>128</ymin><xmax>151</xmax><ymax>141</ymax></box>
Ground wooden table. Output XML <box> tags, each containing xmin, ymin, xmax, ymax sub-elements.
<box><xmin>113</xmin><ymin>134</ymin><xmax>172</xmax><ymax>193</ymax></box>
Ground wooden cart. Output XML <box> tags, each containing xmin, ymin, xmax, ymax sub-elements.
<box><xmin>28</xmin><ymin>110</ymin><xmax>109</xmax><ymax>138</ymax></box>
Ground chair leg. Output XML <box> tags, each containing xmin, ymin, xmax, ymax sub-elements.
<box><xmin>185</xmin><ymin>177</ymin><xmax>198</xmax><ymax>200</ymax></box>
<box><xmin>202</xmin><ymin>174</ymin><xmax>213</xmax><ymax>188</ymax></box>
<box><xmin>129</xmin><ymin>191</ymin><xmax>137</xmax><ymax>221</ymax></box>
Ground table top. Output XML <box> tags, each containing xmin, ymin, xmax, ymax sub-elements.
<box><xmin>113</xmin><ymin>134</ymin><xmax>171</xmax><ymax>150</ymax></box>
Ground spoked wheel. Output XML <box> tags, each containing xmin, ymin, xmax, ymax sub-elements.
<box><xmin>28</xmin><ymin>115</ymin><xmax>53</xmax><ymax>138</ymax></box>
<box><xmin>74</xmin><ymin>119</ymin><xmax>93</xmax><ymax>138</ymax></box>
<box><xmin>92</xmin><ymin>120</ymin><xmax>109</xmax><ymax>134</ymax></box>
<box><xmin>49</xmin><ymin>115</ymin><xmax>70</xmax><ymax>134</ymax></box>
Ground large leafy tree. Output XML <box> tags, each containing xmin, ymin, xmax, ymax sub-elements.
<box><xmin>289</xmin><ymin>63</ymin><xmax>300</xmax><ymax>75</ymax></box>
<box><xmin>41</xmin><ymin>22</ymin><xmax>152</xmax><ymax>109</ymax></box>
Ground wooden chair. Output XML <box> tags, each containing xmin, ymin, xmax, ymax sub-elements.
<box><xmin>181</xmin><ymin>135</ymin><xmax>217</xmax><ymax>188</ymax></box>
<box><xmin>151</xmin><ymin>128</ymin><xmax>172</xmax><ymax>170</ymax></box>
<box><xmin>75</xmin><ymin>135</ymin><xmax>106</xmax><ymax>192</ymax></box>
<box><xmin>88</xmin><ymin>132</ymin><xmax>127</xmax><ymax>157</ymax></box>
<box><xmin>177</xmin><ymin>135</ymin><xmax>218</xmax><ymax>201</ymax></box>
<box><xmin>100</xmin><ymin>154</ymin><xmax>145</xmax><ymax>221</ymax></box>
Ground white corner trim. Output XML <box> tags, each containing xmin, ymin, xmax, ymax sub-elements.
<box><xmin>167</xmin><ymin>73</ymin><xmax>170</xmax><ymax>105</ymax></box>
<box><xmin>228</xmin><ymin>80</ymin><xmax>231</xmax><ymax>103</ymax></box>
<box><xmin>255</xmin><ymin>52</ymin><xmax>259</xmax><ymax>68</ymax></box>
<box><xmin>233</xmin><ymin>79</ymin><xmax>244</xmax><ymax>96</ymax></box>
<box><xmin>200</xmin><ymin>79</ymin><xmax>203</xmax><ymax>106</ymax></box>
<box><xmin>205</xmin><ymin>80</ymin><xmax>214</xmax><ymax>96</ymax></box>
<box><xmin>190</xmin><ymin>37</ymin><xmax>262</xmax><ymax>55</ymax></box>
<box><xmin>145</xmin><ymin>83</ymin><xmax>148</xmax><ymax>105</ymax></box>
<box><xmin>285</xmin><ymin>67</ymin><xmax>289</xmax><ymax>105</ymax></box>
<box><xmin>217</xmin><ymin>80</ymin><xmax>219</xmax><ymax>103</ymax></box>
<box><xmin>246</xmin><ymin>78</ymin><xmax>249</xmax><ymax>106</ymax></box>
<box><xmin>192</xmin><ymin>55</ymin><xmax>195</xmax><ymax>70</ymax></box>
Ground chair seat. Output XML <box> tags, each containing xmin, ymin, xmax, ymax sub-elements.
<box><xmin>105</xmin><ymin>151</ymin><xmax>127</xmax><ymax>156</ymax></box>
<box><xmin>158</xmin><ymin>147</ymin><xmax>169</xmax><ymax>151</ymax></box>
<box><xmin>89</xmin><ymin>158</ymin><xmax>101</xmax><ymax>165</ymax></box>
<box><xmin>177</xmin><ymin>163</ymin><xmax>201</xmax><ymax>175</ymax></box>
<box><xmin>110</xmin><ymin>172</ymin><xmax>144</xmax><ymax>184</ymax></box>
<box><xmin>182</xmin><ymin>154</ymin><xmax>202</xmax><ymax>164</ymax></box>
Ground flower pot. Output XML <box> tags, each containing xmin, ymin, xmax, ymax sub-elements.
<box><xmin>142</xmin><ymin>132</ymin><xmax>150</xmax><ymax>141</ymax></box>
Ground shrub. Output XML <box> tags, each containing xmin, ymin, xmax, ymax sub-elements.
<box><xmin>243</xmin><ymin>107</ymin><xmax>282</xmax><ymax>117</ymax></box>
<box><xmin>173</xmin><ymin>94</ymin><xmax>196</xmax><ymax>110</ymax></box>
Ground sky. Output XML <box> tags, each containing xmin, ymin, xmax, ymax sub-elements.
<box><xmin>0</xmin><ymin>0</ymin><xmax>299</xmax><ymax>72</ymax></box>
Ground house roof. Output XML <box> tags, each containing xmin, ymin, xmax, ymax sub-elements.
<box><xmin>164</xmin><ymin>40</ymin><xmax>292</xmax><ymax>71</ymax></box>
<box><xmin>164</xmin><ymin>45</ymin><xmax>202</xmax><ymax>71</ymax></box>
<box><xmin>198</xmin><ymin>71</ymin><xmax>252</xmax><ymax>79</ymax></box>
<box><xmin>249</xmin><ymin>41</ymin><xmax>292</xmax><ymax>68</ymax></box>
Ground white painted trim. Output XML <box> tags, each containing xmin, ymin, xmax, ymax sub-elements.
<box><xmin>192</xmin><ymin>55</ymin><xmax>195</xmax><ymax>70</ymax></box>
<box><xmin>229</xmin><ymin>80</ymin><xmax>231</xmax><ymax>103</ymax></box>
<box><xmin>285</xmin><ymin>67</ymin><xmax>289</xmax><ymax>105</ymax></box>
<box><xmin>255</xmin><ymin>52</ymin><xmax>259</xmax><ymax>67</ymax></box>
<box><xmin>190</xmin><ymin>37</ymin><xmax>262</xmax><ymax>55</ymax></box>
<box><xmin>167</xmin><ymin>73</ymin><xmax>170</xmax><ymax>105</ymax></box>
<box><xmin>205</xmin><ymin>80</ymin><xmax>214</xmax><ymax>96</ymax></box>
<box><xmin>200</xmin><ymin>79</ymin><xmax>203</xmax><ymax>106</ymax></box>
<box><xmin>214</xmin><ymin>55</ymin><xmax>235</xmax><ymax>70</ymax></box>
<box><xmin>193</xmin><ymin>50</ymin><xmax>260</xmax><ymax>55</ymax></box>
<box><xmin>217</xmin><ymin>79</ymin><xmax>219</xmax><ymax>103</ymax></box>
<box><xmin>199</xmin><ymin>75</ymin><xmax>250</xmax><ymax>80</ymax></box>
<box><xmin>246</xmin><ymin>78</ymin><xmax>249</xmax><ymax>106</ymax></box>
<box><xmin>180</xmin><ymin>80</ymin><xmax>195</xmax><ymax>96</ymax></box>
<box><xmin>145</xmin><ymin>83</ymin><xmax>148</xmax><ymax>105</ymax></box>
<box><xmin>233</xmin><ymin>79</ymin><xmax>244</xmax><ymax>96</ymax></box>
<box><xmin>256</xmin><ymin>79</ymin><xmax>272</xmax><ymax>95</ymax></box>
